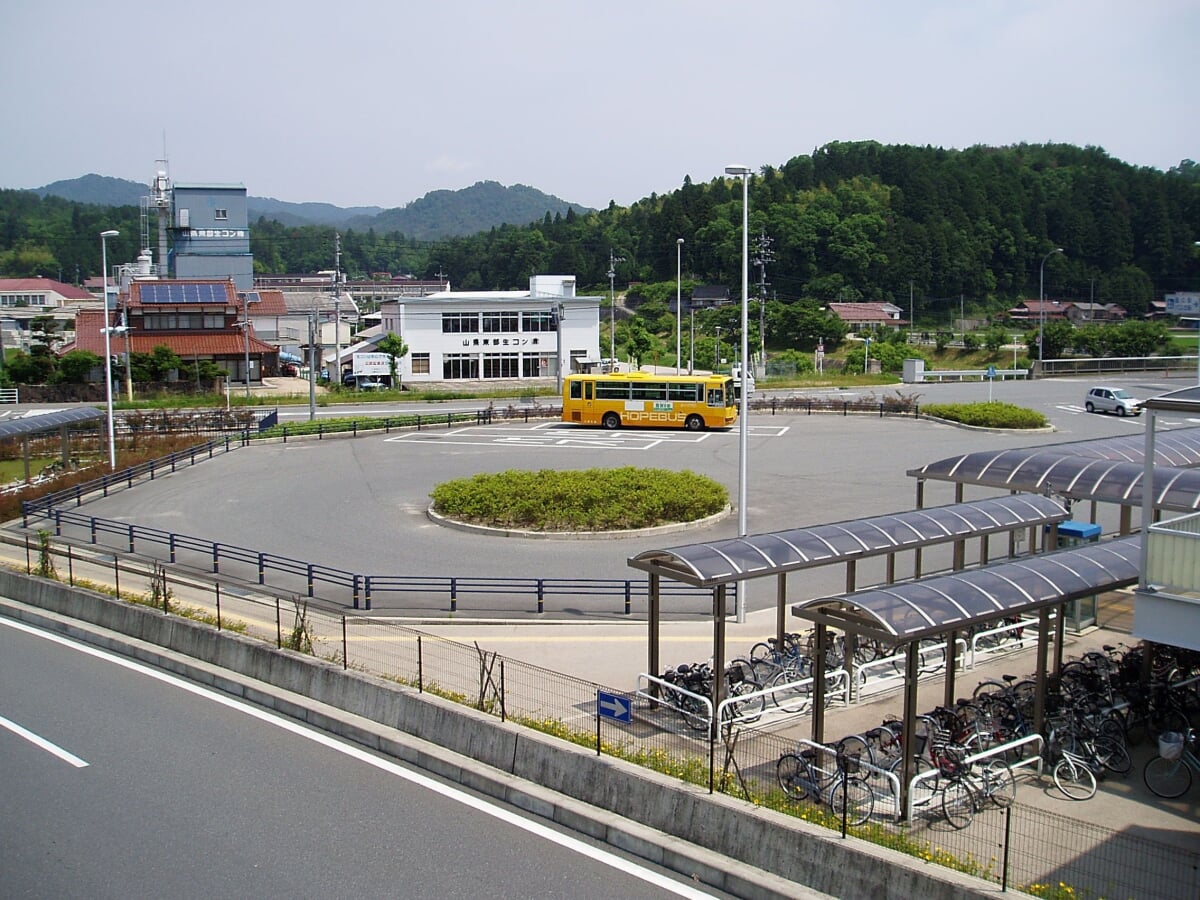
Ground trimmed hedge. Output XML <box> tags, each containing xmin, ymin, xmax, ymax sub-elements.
<box><xmin>430</xmin><ymin>467</ymin><xmax>728</xmax><ymax>531</ymax></box>
<box><xmin>921</xmin><ymin>401</ymin><xmax>1048</xmax><ymax>429</ymax></box>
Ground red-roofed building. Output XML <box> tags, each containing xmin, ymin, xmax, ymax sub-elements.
<box><xmin>62</xmin><ymin>278</ymin><xmax>279</xmax><ymax>384</ymax></box>
<box><xmin>0</xmin><ymin>278</ymin><xmax>94</xmax><ymax>308</ymax></box>
<box><xmin>1007</xmin><ymin>299</ymin><xmax>1068</xmax><ymax>323</ymax></box>
<box><xmin>827</xmin><ymin>301</ymin><xmax>906</xmax><ymax>331</ymax></box>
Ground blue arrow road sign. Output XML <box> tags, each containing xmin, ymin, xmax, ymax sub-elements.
<box><xmin>597</xmin><ymin>689</ymin><xmax>632</xmax><ymax>724</ymax></box>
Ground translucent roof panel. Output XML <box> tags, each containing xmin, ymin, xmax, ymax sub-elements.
<box><xmin>792</xmin><ymin>536</ymin><xmax>1140</xmax><ymax>643</ymax></box>
<box><xmin>909</xmin><ymin>433</ymin><xmax>1200</xmax><ymax>512</ymax></box>
<box><xmin>0</xmin><ymin>408</ymin><xmax>106</xmax><ymax>440</ymax></box>
<box><xmin>628</xmin><ymin>494</ymin><xmax>1067</xmax><ymax>587</ymax></box>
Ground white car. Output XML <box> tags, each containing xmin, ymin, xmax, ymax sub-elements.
<box><xmin>1084</xmin><ymin>386</ymin><xmax>1141</xmax><ymax>417</ymax></box>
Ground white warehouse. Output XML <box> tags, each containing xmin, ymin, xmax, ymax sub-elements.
<box><xmin>379</xmin><ymin>275</ymin><xmax>601</xmax><ymax>384</ymax></box>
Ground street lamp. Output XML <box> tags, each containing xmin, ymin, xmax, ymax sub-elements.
<box><xmin>1194</xmin><ymin>241</ymin><xmax>1200</xmax><ymax>384</ymax></box>
<box><xmin>1038</xmin><ymin>247</ymin><xmax>1064</xmax><ymax>368</ymax></box>
<box><xmin>607</xmin><ymin>249</ymin><xmax>624</xmax><ymax>368</ymax></box>
<box><xmin>99</xmin><ymin>229</ymin><xmax>119</xmax><ymax>470</ymax></box>
<box><xmin>726</xmin><ymin>164</ymin><xmax>751</xmax><ymax>623</ymax></box>
<box><xmin>676</xmin><ymin>238</ymin><xmax>684</xmax><ymax>375</ymax></box>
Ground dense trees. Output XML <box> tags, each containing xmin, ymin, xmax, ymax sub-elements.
<box><xmin>2</xmin><ymin>142</ymin><xmax>1198</xmax><ymax>366</ymax></box>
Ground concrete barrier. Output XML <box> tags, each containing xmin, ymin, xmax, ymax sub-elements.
<box><xmin>0</xmin><ymin>570</ymin><xmax>995</xmax><ymax>900</ymax></box>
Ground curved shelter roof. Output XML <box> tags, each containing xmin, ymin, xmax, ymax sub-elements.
<box><xmin>627</xmin><ymin>494</ymin><xmax>1067</xmax><ymax>588</ymax></box>
<box><xmin>0</xmin><ymin>408</ymin><xmax>105</xmax><ymax>440</ymax></box>
<box><xmin>790</xmin><ymin>535</ymin><xmax>1140</xmax><ymax>645</ymax></box>
<box><xmin>907</xmin><ymin>426</ymin><xmax>1200</xmax><ymax>512</ymax></box>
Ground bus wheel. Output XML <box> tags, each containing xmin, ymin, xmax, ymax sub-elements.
<box><xmin>601</xmin><ymin>412</ymin><xmax>621</xmax><ymax>429</ymax></box>
<box><xmin>684</xmin><ymin>415</ymin><xmax>705</xmax><ymax>431</ymax></box>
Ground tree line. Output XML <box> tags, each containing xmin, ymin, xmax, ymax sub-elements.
<box><xmin>2</xmin><ymin>141</ymin><xmax>1198</xmax><ymax>355</ymax></box>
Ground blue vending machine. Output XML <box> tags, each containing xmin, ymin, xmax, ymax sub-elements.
<box><xmin>1056</xmin><ymin>520</ymin><xmax>1102</xmax><ymax>632</ymax></box>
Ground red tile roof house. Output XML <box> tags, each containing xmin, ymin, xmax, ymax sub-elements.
<box><xmin>1006</xmin><ymin>299</ymin><xmax>1069</xmax><ymax>324</ymax></box>
<box><xmin>827</xmin><ymin>301</ymin><xmax>906</xmax><ymax>331</ymax></box>
<box><xmin>61</xmin><ymin>279</ymin><xmax>279</xmax><ymax>386</ymax></box>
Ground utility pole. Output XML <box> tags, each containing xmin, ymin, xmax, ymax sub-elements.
<box><xmin>753</xmin><ymin>230</ymin><xmax>773</xmax><ymax>377</ymax></box>
<box><xmin>333</xmin><ymin>233</ymin><xmax>342</xmax><ymax>385</ymax></box>
<box><xmin>607</xmin><ymin>249</ymin><xmax>625</xmax><ymax>367</ymax></box>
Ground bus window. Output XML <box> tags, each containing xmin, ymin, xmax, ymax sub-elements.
<box><xmin>570</xmin><ymin>380</ymin><xmax>583</xmax><ymax>400</ymax></box>
<box><xmin>585</xmin><ymin>381</ymin><xmax>593</xmax><ymax>401</ymax></box>
<box><xmin>707</xmin><ymin>388</ymin><xmax>725</xmax><ymax>407</ymax></box>
<box><xmin>631</xmin><ymin>382</ymin><xmax>667</xmax><ymax>401</ymax></box>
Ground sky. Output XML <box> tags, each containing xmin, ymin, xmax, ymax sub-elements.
<box><xmin>4</xmin><ymin>0</ymin><xmax>1197</xmax><ymax>212</ymax></box>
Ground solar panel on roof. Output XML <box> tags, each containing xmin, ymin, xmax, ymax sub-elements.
<box><xmin>243</xmin><ymin>291</ymin><xmax>261</xmax><ymax>304</ymax></box>
<box><xmin>140</xmin><ymin>282</ymin><xmax>228</xmax><ymax>304</ymax></box>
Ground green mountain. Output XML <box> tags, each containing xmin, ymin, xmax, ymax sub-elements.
<box><xmin>26</xmin><ymin>175</ymin><xmax>591</xmax><ymax>238</ymax></box>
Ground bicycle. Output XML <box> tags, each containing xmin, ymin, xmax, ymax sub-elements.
<box><xmin>1144</xmin><ymin>729</ymin><xmax>1200</xmax><ymax>798</ymax></box>
<box><xmin>776</xmin><ymin>741</ymin><xmax>875</xmax><ymax>826</ymax></box>
<box><xmin>937</xmin><ymin>747</ymin><xmax>1016</xmax><ymax>829</ymax></box>
<box><xmin>1044</xmin><ymin>720</ymin><xmax>1102</xmax><ymax>800</ymax></box>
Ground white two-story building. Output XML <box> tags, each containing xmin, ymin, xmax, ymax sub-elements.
<box><xmin>379</xmin><ymin>275</ymin><xmax>600</xmax><ymax>384</ymax></box>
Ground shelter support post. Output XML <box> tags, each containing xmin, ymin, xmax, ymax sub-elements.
<box><xmin>1119</xmin><ymin>505</ymin><xmax>1131</xmax><ymax>536</ymax></box>
<box><xmin>1033</xmin><ymin>607</ymin><xmax>1052</xmax><ymax>735</ymax></box>
<box><xmin>647</xmin><ymin>574</ymin><xmax>660</xmax><ymax>692</ymax></box>
<box><xmin>845</xmin><ymin>560</ymin><xmax>856</xmax><ymax>594</ymax></box>
<box><xmin>712</xmin><ymin>585</ymin><xmax>727</xmax><ymax>740</ymax></box>
<box><xmin>955</xmin><ymin>482</ymin><xmax>964</xmax><ymax>503</ymax></box>
<box><xmin>812</xmin><ymin>622</ymin><xmax>828</xmax><ymax>744</ymax></box>
<box><xmin>885</xmin><ymin>552</ymin><xmax>896</xmax><ymax>584</ymax></box>
<box><xmin>952</xmin><ymin>538</ymin><xmax>965</xmax><ymax>570</ymax></box>
<box><xmin>899</xmin><ymin>641</ymin><xmax>920</xmax><ymax>820</ymax></box>
<box><xmin>775</xmin><ymin>574</ymin><xmax>786</xmax><ymax>652</ymax></box>
<box><xmin>980</xmin><ymin>535</ymin><xmax>989</xmax><ymax>566</ymax></box>
<box><xmin>21</xmin><ymin>437</ymin><xmax>30</xmax><ymax>483</ymax></box>
<box><xmin>914</xmin><ymin>480</ymin><xmax>925</xmax><ymax>578</ymax></box>
<box><xmin>1054</xmin><ymin>602</ymin><xmax>1066</xmax><ymax>676</ymax></box>
<box><xmin>59</xmin><ymin>426</ymin><xmax>69</xmax><ymax>467</ymax></box>
<box><xmin>943</xmin><ymin>629</ymin><xmax>958</xmax><ymax>709</ymax></box>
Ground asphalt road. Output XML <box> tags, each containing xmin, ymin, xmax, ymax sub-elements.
<box><xmin>0</xmin><ymin>618</ymin><xmax>724</xmax><ymax>900</ymax></box>
<box><xmin>52</xmin><ymin>374</ymin><xmax>1192</xmax><ymax>619</ymax></box>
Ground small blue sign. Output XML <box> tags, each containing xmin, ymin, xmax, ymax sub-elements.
<box><xmin>986</xmin><ymin>365</ymin><xmax>997</xmax><ymax>378</ymax></box>
<box><xmin>597</xmin><ymin>689</ymin><xmax>632</xmax><ymax>724</ymax></box>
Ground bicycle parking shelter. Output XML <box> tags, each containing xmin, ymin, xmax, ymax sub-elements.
<box><xmin>629</xmin><ymin>494</ymin><xmax>1141</xmax><ymax>817</ymax></box>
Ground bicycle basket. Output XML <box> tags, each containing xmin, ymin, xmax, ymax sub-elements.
<box><xmin>938</xmin><ymin>745</ymin><xmax>969</xmax><ymax>778</ymax></box>
<box><xmin>837</xmin><ymin>750</ymin><xmax>862</xmax><ymax>775</ymax></box>
<box><xmin>1159</xmin><ymin>731</ymin><xmax>1185</xmax><ymax>761</ymax></box>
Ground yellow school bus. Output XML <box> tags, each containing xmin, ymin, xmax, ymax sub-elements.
<box><xmin>562</xmin><ymin>372</ymin><xmax>738</xmax><ymax>430</ymax></box>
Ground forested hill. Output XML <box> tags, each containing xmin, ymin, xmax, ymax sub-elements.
<box><xmin>426</xmin><ymin>142</ymin><xmax>1200</xmax><ymax>312</ymax></box>
<box><xmin>17</xmin><ymin>175</ymin><xmax>589</xmax><ymax>236</ymax></box>
<box><xmin>3</xmin><ymin>143</ymin><xmax>1198</xmax><ymax>321</ymax></box>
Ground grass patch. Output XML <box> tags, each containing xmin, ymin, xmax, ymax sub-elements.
<box><xmin>921</xmin><ymin>401</ymin><xmax>1048</xmax><ymax>429</ymax></box>
<box><xmin>430</xmin><ymin>467</ymin><xmax>728</xmax><ymax>531</ymax></box>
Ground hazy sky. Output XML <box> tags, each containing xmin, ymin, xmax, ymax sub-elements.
<box><xmin>4</xmin><ymin>1</ymin><xmax>1196</xmax><ymax>211</ymax></box>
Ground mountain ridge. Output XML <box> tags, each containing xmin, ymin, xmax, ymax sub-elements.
<box><xmin>20</xmin><ymin>174</ymin><xmax>592</xmax><ymax>239</ymax></box>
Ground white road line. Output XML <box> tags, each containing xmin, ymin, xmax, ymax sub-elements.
<box><xmin>0</xmin><ymin>618</ymin><xmax>715</xmax><ymax>899</ymax></box>
<box><xmin>0</xmin><ymin>713</ymin><xmax>89</xmax><ymax>768</ymax></box>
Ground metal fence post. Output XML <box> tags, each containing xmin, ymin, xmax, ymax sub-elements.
<box><xmin>537</xmin><ymin>579</ymin><xmax>544</xmax><ymax>614</ymax></box>
<box><xmin>67</xmin><ymin>544</ymin><xmax>74</xmax><ymax>586</ymax></box>
<box><xmin>1002</xmin><ymin>805</ymin><xmax>1012</xmax><ymax>892</ymax></box>
<box><xmin>275</xmin><ymin>597</ymin><xmax>282</xmax><ymax>648</ymax></box>
<box><xmin>215</xmin><ymin>582</ymin><xmax>222</xmax><ymax>631</ymax></box>
<box><xmin>417</xmin><ymin>635</ymin><xmax>423</xmax><ymax>692</ymax></box>
<box><xmin>113</xmin><ymin>554</ymin><xmax>120</xmax><ymax>599</ymax></box>
<box><xmin>342</xmin><ymin>616</ymin><xmax>348</xmax><ymax>670</ymax></box>
<box><xmin>624</xmin><ymin>582</ymin><xmax>631</xmax><ymax>615</ymax></box>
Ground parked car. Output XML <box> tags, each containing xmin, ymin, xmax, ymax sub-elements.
<box><xmin>280</xmin><ymin>363</ymin><xmax>299</xmax><ymax>377</ymax></box>
<box><xmin>1084</xmin><ymin>386</ymin><xmax>1142</xmax><ymax>417</ymax></box>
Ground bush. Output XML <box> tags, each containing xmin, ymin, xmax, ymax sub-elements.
<box><xmin>921</xmin><ymin>401</ymin><xmax>1048</xmax><ymax>429</ymax></box>
<box><xmin>430</xmin><ymin>467</ymin><xmax>728</xmax><ymax>531</ymax></box>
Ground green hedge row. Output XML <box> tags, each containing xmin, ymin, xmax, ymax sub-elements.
<box><xmin>921</xmin><ymin>401</ymin><xmax>1048</xmax><ymax>429</ymax></box>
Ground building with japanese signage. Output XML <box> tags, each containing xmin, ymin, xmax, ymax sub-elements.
<box><xmin>379</xmin><ymin>275</ymin><xmax>600</xmax><ymax>384</ymax></box>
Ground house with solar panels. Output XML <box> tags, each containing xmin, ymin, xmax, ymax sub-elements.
<box><xmin>64</xmin><ymin>279</ymin><xmax>279</xmax><ymax>386</ymax></box>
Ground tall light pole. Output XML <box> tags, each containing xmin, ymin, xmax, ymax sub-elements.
<box><xmin>726</xmin><ymin>164</ymin><xmax>751</xmax><ymax>623</ymax></box>
<box><xmin>676</xmin><ymin>238</ymin><xmax>684</xmax><ymax>375</ymax></box>
<box><xmin>1038</xmin><ymin>247</ymin><xmax>1064</xmax><ymax>368</ymax></box>
<box><xmin>1194</xmin><ymin>241</ymin><xmax>1200</xmax><ymax>384</ymax></box>
<box><xmin>607</xmin><ymin>249</ymin><xmax>624</xmax><ymax>368</ymax></box>
<box><xmin>100</xmin><ymin>230</ymin><xmax>119</xmax><ymax>470</ymax></box>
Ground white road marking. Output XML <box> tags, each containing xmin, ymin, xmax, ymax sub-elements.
<box><xmin>0</xmin><ymin>618</ymin><xmax>715</xmax><ymax>899</ymax></box>
<box><xmin>0</xmin><ymin>713</ymin><xmax>89</xmax><ymax>768</ymax></box>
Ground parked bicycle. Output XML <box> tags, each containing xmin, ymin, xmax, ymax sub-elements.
<box><xmin>936</xmin><ymin>745</ymin><xmax>1016</xmax><ymax>829</ymax></box>
<box><xmin>1144</xmin><ymin>729</ymin><xmax>1200</xmax><ymax>798</ymax></box>
<box><xmin>776</xmin><ymin>740</ymin><xmax>875</xmax><ymax>826</ymax></box>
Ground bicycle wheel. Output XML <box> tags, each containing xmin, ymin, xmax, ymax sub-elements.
<box><xmin>768</xmin><ymin>667</ymin><xmax>812</xmax><ymax>714</ymax></box>
<box><xmin>940</xmin><ymin>779</ymin><xmax>975</xmax><ymax>829</ymax></box>
<box><xmin>982</xmin><ymin>760</ymin><xmax>1016</xmax><ymax>808</ymax></box>
<box><xmin>722</xmin><ymin>678</ymin><xmax>765</xmax><ymax>724</ymax></box>
<box><xmin>893</xmin><ymin>754</ymin><xmax>939</xmax><ymax>806</ymax></box>
<box><xmin>837</xmin><ymin>734</ymin><xmax>874</xmax><ymax>771</ymax></box>
<box><xmin>776</xmin><ymin>753</ymin><xmax>810</xmax><ymax>801</ymax></box>
<box><xmin>1094</xmin><ymin>735</ymin><xmax>1132</xmax><ymax>776</ymax></box>
<box><xmin>1143</xmin><ymin>754</ymin><xmax>1192</xmax><ymax>798</ymax></box>
<box><xmin>828</xmin><ymin>775</ymin><xmax>874</xmax><ymax>826</ymax></box>
<box><xmin>680</xmin><ymin>696</ymin><xmax>711</xmax><ymax>733</ymax></box>
<box><xmin>1053</xmin><ymin>757</ymin><xmax>1098</xmax><ymax>800</ymax></box>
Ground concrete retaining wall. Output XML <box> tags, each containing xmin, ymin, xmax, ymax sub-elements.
<box><xmin>0</xmin><ymin>570</ymin><xmax>995</xmax><ymax>900</ymax></box>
